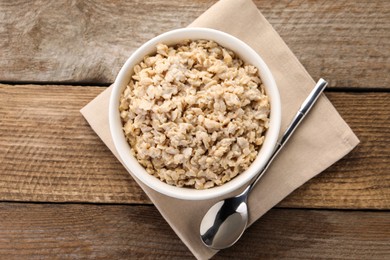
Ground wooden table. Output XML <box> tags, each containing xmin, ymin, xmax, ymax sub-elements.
<box><xmin>1</xmin><ymin>1</ymin><xmax>389</xmax><ymax>259</ymax></box>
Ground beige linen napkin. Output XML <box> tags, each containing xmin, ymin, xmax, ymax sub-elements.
<box><xmin>81</xmin><ymin>0</ymin><xmax>359</xmax><ymax>259</ymax></box>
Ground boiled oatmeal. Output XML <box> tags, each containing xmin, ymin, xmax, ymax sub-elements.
<box><xmin>119</xmin><ymin>40</ymin><xmax>270</xmax><ymax>189</ymax></box>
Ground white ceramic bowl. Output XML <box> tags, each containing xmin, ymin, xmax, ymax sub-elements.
<box><xmin>109</xmin><ymin>28</ymin><xmax>281</xmax><ymax>200</ymax></box>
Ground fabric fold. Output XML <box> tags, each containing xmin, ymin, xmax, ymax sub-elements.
<box><xmin>80</xmin><ymin>0</ymin><xmax>359</xmax><ymax>259</ymax></box>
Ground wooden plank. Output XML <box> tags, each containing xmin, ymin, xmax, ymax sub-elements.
<box><xmin>280</xmin><ymin>92</ymin><xmax>390</xmax><ymax>209</ymax></box>
<box><xmin>0</xmin><ymin>84</ymin><xmax>149</xmax><ymax>204</ymax></box>
<box><xmin>0</xmin><ymin>84</ymin><xmax>389</xmax><ymax>208</ymax></box>
<box><xmin>0</xmin><ymin>0</ymin><xmax>389</xmax><ymax>88</ymax></box>
<box><xmin>0</xmin><ymin>203</ymin><xmax>388</xmax><ymax>259</ymax></box>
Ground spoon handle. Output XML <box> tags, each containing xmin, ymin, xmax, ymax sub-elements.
<box><xmin>248</xmin><ymin>78</ymin><xmax>328</xmax><ymax>191</ymax></box>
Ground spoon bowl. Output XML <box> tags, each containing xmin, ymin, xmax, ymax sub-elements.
<box><xmin>200</xmin><ymin>188</ymin><xmax>249</xmax><ymax>249</ymax></box>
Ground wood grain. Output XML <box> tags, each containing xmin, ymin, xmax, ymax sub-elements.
<box><xmin>0</xmin><ymin>0</ymin><xmax>389</xmax><ymax>88</ymax></box>
<box><xmin>0</xmin><ymin>202</ymin><xmax>388</xmax><ymax>259</ymax></box>
<box><xmin>280</xmin><ymin>92</ymin><xmax>390</xmax><ymax>209</ymax></box>
<box><xmin>0</xmin><ymin>84</ymin><xmax>150</xmax><ymax>204</ymax></box>
<box><xmin>0</xmin><ymin>84</ymin><xmax>389</xmax><ymax>209</ymax></box>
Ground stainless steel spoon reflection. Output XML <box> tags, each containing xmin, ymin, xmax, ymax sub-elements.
<box><xmin>200</xmin><ymin>78</ymin><xmax>328</xmax><ymax>250</ymax></box>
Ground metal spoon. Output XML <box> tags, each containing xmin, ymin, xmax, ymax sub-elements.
<box><xmin>200</xmin><ymin>78</ymin><xmax>328</xmax><ymax>250</ymax></box>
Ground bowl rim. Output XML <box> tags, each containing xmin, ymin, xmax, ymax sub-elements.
<box><xmin>109</xmin><ymin>27</ymin><xmax>281</xmax><ymax>200</ymax></box>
